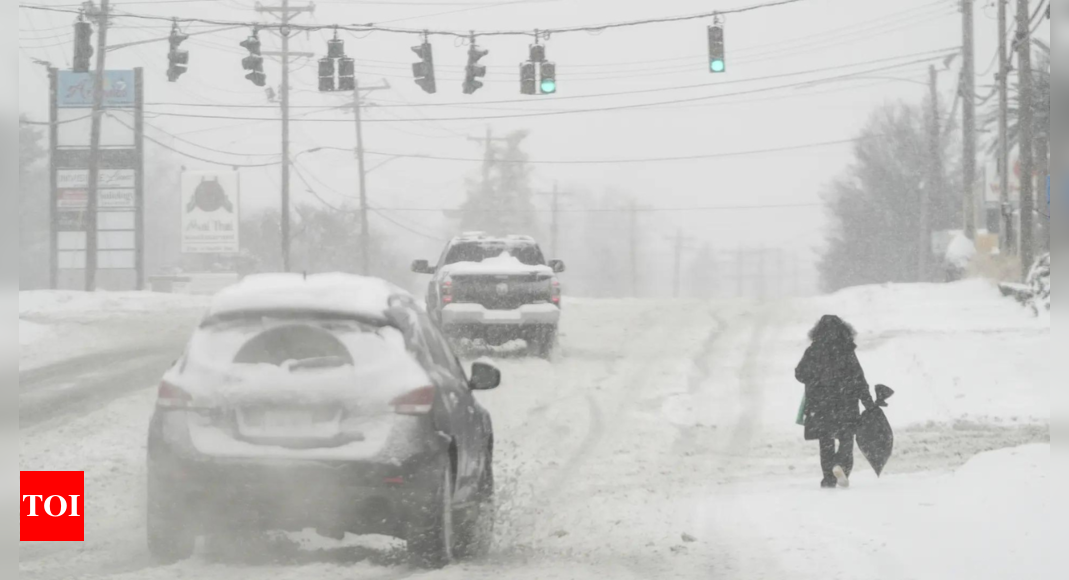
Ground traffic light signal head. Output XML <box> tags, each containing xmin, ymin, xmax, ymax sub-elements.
<box><xmin>73</xmin><ymin>18</ymin><xmax>93</xmax><ymax>73</ymax></box>
<box><xmin>167</xmin><ymin>25</ymin><xmax>189</xmax><ymax>82</ymax></box>
<box><xmin>463</xmin><ymin>44</ymin><xmax>488</xmax><ymax>94</ymax></box>
<box><xmin>520</xmin><ymin>62</ymin><xmax>536</xmax><ymax>95</ymax></box>
<box><xmin>529</xmin><ymin>44</ymin><xmax>545</xmax><ymax>63</ymax></box>
<box><xmin>327</xmin><ymin>38</ymin><xmax>345</xmax><ymax>59</ymax></box>
<box><xmin>241</xmin><ymin>32</ymin><xmax>266</xmax><ymax>86</ymax></box>
<box><xmin>411</xmin><ymin>42</ymin><xmax>436</xmax><ymax>94</ymax></box>
<box><xmin>318</xmin><ymin>57</ymin><xmax>335</xmax><ymax>92</ymax></box>
<box><xmin>240</xmin><ymin>34</ymin><xmax>262</xmax><ymax>56</ymax></box>
<box><xmin>708</xmin><ymin>24</ymin><xmax>726</xmax><ymax>73</ymax></box>
<box><xmin>539</xmin><ymin>62</ymin><xmax>557</xmax><ymax>94</ymax></box>
<box><xmin>337</xmin><ymin>57</ymin><xmax>355</xmax><ymax>91</ymax></box>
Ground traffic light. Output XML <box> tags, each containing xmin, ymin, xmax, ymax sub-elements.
<box><xmin>463</xmin><ymin>42</ymin><xmax>488</xmax><ymax>95</ymax></box>
<box><xmin>318</xmin><ymin>57</ymin><xmax>335</xmax><ymax>92</ymax></box>
<box><xmin>520</xmin><ymin>62</ymin><xmax>536</xmax><ymax>95</ymax></box>
<box><xmin>73</xmin><ymin>15</ymin><xmax>93</xmax><ymax>73</ymax></box>
<box><xmin>411</xmin><ymin>42</ymin><xmax>436</xmax><ymax>94</ymax></box>
<box><xmin>240</xmin><ymin>32</ymin><xmax>266</xmax><ymax>87</ymax></box>
<box><xmin>708</xmin><ymin>23</ymin><xmax>726</xmax><ymax>73</ymax></box>
<box><xmin>167</xmin><ymin>23</ymin><xmax>189</xmax><ymax>82</ymax></box>
<box><xmin>539</xmin><ymin>62</ymin><xmax>557</xmax><ymax>94</ymax></box>
<box><xmin>337</xmin><ymin>57</ymin><xmax>355</xmax><ymax>91</ymax></box>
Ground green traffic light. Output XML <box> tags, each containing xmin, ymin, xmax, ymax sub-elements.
<box><xmin>710</xmin><ymin>59</ymin><xmax>726</xmax><ymax>73</ymax></box>
<box><xmin>540</xmin><ymin>78</ymin><xmax>557</xmax><ymax>94</ymax></box>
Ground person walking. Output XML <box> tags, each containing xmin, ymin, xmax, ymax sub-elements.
<box><xmin>795</xmin><ymin>315</ymin><xmax>876</xmax><ymax>489</ymax></box>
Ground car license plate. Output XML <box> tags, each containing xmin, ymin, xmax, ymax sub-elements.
<box><xmin>239</xmin><ymin>408</ymin><xmax>339</xmax><ymax>438</ymax></box>
<box><xmin>262</xmin><ymin>410</ymin><xmax>316</xmax><ymax>431</ymax></box>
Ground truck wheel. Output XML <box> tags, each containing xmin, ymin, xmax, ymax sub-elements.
<box><xmin>146</xmin><ymin>468</ymin><xmax>196</xmax><ymax>564</ymax></box>
<box><xmin>527</xmin><ymin>326</ymin><xmax>557</xmax><ymax>359</ymax></box>
<box><xmin>407</xmin><ymin>459</ymin><xmax>456</xmax><ymax>569</ymax></box>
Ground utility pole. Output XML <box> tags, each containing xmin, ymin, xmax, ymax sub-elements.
<box><xmin>961</xmin><ymin>0</ymin><xmax>977</xmax><ymax>240</ymax></box>
<box><xmin>1015</xmin><ymin>0</ymin><xmax>1035</xmax><ymax>277</ymax></box>
<box><xmin>467</xmin><ymin>127</ymin><xmax>508</xmax><ymax>195</ymax></box>
<box><xmin>537</xmin><ymin>182</ymin><xmax>572</xmax><ymax>258</ymax></box>
<box><xmin>998</xmin><ymin>0</ymin><xmax>1012</xmax><ymax>254</ymax></box>
<box><xmin>922</xmin><ymin>64</ymin><xmax>940</xmax><ymax>282</ymax></box>
<box><xmin>665</xmin><ymin>229</ymin><xmax>694</xmax><ymax>298</ymax></box>
<box><xmin>84</xmin><ymin>0</ymin><xmax>110</xmax><ymax>291</ymax></box>
<box><xmin>351</xmin><ymin>79</ymin><xmax>389</xmax><ymax>275</ymax></box>
<box><xmin>256</xmin><ymin>0</ymin><xmax>314</xmax><ymax>272</ymax></box>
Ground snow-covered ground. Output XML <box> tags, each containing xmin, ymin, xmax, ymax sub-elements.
<box><xmin>19</xmin><ymin>281</ymin><xmax>1049</xmax><ymax>579</ymax></box>
<box><xmin>19</xmin><ymin>291</ymin><xmax>210</xmax><ymax>371</ymax></box>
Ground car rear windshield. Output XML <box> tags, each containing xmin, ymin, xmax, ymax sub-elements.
<box><xmin>444</xmin><ymin>241</ymin><xmax>545</xmax><ymax>266</ymax></box>
<box><xmin>190</xmin><ymin>312</ymin><xmax>407</xmax><ymax>370</ymax></box>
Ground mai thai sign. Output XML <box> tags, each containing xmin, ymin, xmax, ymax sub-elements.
<box><xmin>181</xmin><ymin>171</ymin><xmax>240</xmax><ymax>254</ymax></box>
<box><xmin>57</xmin><ymin>71</ymin><xmax>136</xmax><ymax>108</ymax></box>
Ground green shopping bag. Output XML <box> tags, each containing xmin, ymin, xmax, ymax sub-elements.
<box><xmin>795</xmin><ymin>395</ymin><xmax>806</xmax><ymax>426</ymax></box>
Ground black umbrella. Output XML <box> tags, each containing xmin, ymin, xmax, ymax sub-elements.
<box><xmin>857</xmin><ymin>384</ymin><xmax>895</xmax><ymax>477</ymax></box>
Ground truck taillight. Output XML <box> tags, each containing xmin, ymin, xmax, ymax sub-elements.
<box><xmin>441</xmin><ymin>279</ymin><xmax>453</xmax><ymax>304</ymax></box>
<box><xmin>551</xmin><ymin>278</ymin><xmax>561</xmax><ymax>305</ymax></box>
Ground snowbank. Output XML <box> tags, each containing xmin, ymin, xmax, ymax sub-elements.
<box><xmin>694</xmin><ymin>443</ymin><xmax>1049</xmax><ymax>580</ymax></box>
<box><xmin>19</xmin><ymin>290</ymin><xmax>210</xmax><ymax>371</ymax></box>
<box><xmin>20</xmin><ymin>290</ymin><xmax>209</xmax><ymax>320</ymax></box>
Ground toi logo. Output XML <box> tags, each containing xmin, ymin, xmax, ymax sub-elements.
<box><xmin>20</xmin><ymin>471</ymin><xmax>84</xmax><ymax>542</ymax></box>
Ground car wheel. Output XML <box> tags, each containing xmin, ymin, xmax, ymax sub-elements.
<box><xmin>146</xmin><ymin>467</ymin><xmax>196</xmax><ymax>564</ymax></box>
<box><xmin>454</xmin><ymin>453</ymin><xmax>494</xmax><ymax>560</ymax></box>
<box><xmin>407</xmin><ymin>460</ymin><xmax>456</xmax><ymax>569</ymax></box>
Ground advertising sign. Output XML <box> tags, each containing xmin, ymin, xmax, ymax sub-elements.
<box><xmin>181</xmin><ymin>171</ymin><xmax>240</xmax><ymax>254</ymax></box>
<box><xmin>57</xmin><ymin>71</ymin><xmax>136</xmax><ymax>108</ymax></box>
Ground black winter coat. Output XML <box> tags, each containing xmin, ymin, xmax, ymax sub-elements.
<box><xmin>795</xmin><ymin>341</ymin><xmax>875</xmax><ymax>441</ymax></box>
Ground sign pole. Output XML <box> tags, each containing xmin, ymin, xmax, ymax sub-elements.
<box><xmin>49</xmin><ymin>67</ymin><xmax>59</xmax><ymax>290</ymax></box>
<box><xmin>134</xmin><ymin>67</ymin><xmax>145</xmax><ymax>290</ymax></box>
<box><xmin>85</xmin><ymin>0</ymin><xmax>111</xmax><ymax>291</ymax></box>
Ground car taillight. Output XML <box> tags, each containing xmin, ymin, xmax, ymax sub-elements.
<box><xmin>157</xmin><ymin>381</ymin><xmax>193</xmax><ymax>409</ymax></box>
<box><xmin>551</xmin><ymin>277</ymin><xmax>561</xmax><ymax>305</ymax></box>
<box><xmin>391</xmin><ymin>386</ymin><xmax>435</xmax><ymax>415</ymax></box>
<box><xmin>441</xmin><ymin>279</ymin><xmax>453</xmax><ymax>304</ymax></box>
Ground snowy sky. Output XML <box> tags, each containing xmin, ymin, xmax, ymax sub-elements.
<box><xmin>17</xmin><ymin>0</ymin><xmax>1052</xmax><ymax>276</ymax></box>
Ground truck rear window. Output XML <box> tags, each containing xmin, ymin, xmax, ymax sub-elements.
<box><xmin>444</xmin><ymin>242</ymin><xmax>545</xmax><ymax>266</ymax></box>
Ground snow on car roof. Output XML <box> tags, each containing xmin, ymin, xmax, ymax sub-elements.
<box><xmin>453</xmin><ymin>232</ymin><xmax>536</xmax><ymax>244</ymax></box>
<box><xmin>206</xmin><ymin>273</ymin><xmax>415</xmax><ymax>321</ymax></box>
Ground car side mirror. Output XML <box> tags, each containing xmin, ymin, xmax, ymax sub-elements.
<box><xmin>469</xmin><ymin>361</ymin><xmax>501</xmax><ymax>391</ymax></box>
<box><xmin>548</xmin><ymin>259</ymin><xmax>566</xmax><ymax>273</ymax></box>
<box><xmin>411</xmin><ymin>259</ymin><xmax>435</xmax><ymax>274</ymax></box>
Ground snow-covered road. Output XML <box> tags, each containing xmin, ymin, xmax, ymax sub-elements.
<box><xmin>19</xmin><ymin>282</ymin><xmax>1050</xmax><ymax>580</ymax></box>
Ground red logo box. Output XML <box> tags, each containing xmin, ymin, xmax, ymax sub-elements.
<box><xmin>20</xmin><ymin>471</ymin><xmax>85</xmax><ymax>542</ymax></box>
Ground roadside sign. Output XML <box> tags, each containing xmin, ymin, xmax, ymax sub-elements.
<box><xmin>57</xmin><ymin>71</ymin><xmax>136</xmax><ymax>108</ymax></box>
<box><xmin>57</xmin><ymin>211</ymin><xmax>88</xmax><ymax>232</ymax></box>
<box><xmin>181</xmin><ymin>171</ymin><xmax>240</xmax><ymax>254</ymax></box>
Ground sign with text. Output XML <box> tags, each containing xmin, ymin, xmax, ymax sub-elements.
<box><xmin>58</xmin><ymin>70</ymin><xmax>136</xmax><ymax>108</ymax></box>
<box><xmin>20</xmin><ymin>471</ymin><xmax>85</xmax><ymax>542</ymax></box>
<box><xmin>181</xmin><ymin>171</ymin><xmax>239</xmax><ymax>254</ymax></box>
<box><xmin>56</xmin><ymin>170</ymin><xmax>136</xmax><ymax>210</ymax></box>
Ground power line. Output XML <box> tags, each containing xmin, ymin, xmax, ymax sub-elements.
<box><xmin>356</xmin><ymin>135</ymin><xmax>868</xmax><ymax>165</ymax></box>
<box><xmin>19</xmin><ymin>0</ymin><xmax>808</xmax><ymax>39</ymax></box>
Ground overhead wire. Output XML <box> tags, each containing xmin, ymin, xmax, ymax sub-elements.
<box><xmin>19</xmin><ymin>0</ymin><xmax>809</xmax><ymax>39</ymax></box>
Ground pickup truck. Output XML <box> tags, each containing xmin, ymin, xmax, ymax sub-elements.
<box><xmin>412</xmin><ymin>233</ymin><xmax>565</xmax><ymax>358</ymax></box>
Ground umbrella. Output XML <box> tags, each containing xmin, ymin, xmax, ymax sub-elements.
<box><xmin>857</xmin><ymin>384</ymin><xmax>895</xmax><ymax>476</ymax></box>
